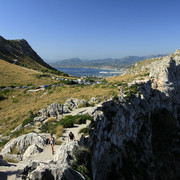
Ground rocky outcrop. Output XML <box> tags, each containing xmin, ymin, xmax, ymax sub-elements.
<box><xmin>20</xmin><ymin>141</ymin><xmax>85</xmax><ymax>180</ymax></box>
<box><xmin>64</xmin><ymin>98</ymin><xmax>88</xmax><ymax>110</ymax></box>
<box><xmin>23</xmin><ymin>144</ymin><xmax>43</xmax><ymax>160</ymax></box>
<box><xmin>33</xmin><ymin>100</ymin><xmax>90</xmax><ymax>123</ymax></box>
<box><xmin>89</xmin><ymin>52</ymin><xmax>180</xmax><ymax>180</ymax></box>
<box><xmin>1</xmin><ymin>133</ymin><xmax>46</xmax><ymax>158</ymax></box>
<box><xmin>34</xmin><ymin>103</ymin><xmax>69</xmax><ymax>122</ymax></box>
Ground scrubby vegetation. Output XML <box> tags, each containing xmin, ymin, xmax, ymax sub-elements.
<box><xmin>71</xmin><ymin>147</ymin><xmax>92</xmax><ymax>180</ymax></box>
<box><xmin>22</xmin><ymin>111</ymin><xmax>36</xmax><ymax>127</ymax></box>
<box><xmin>60</xmin><ymin>114</ymin><xmax>94</xmax><ymax>128</ymax></box>
<box><xmin>41</xmin><ymin>69</ymin><xmax>69</xmax><ymax>77</ymax></box>
<box><xmin>79</xmin><ymin>128</ymin><xmax>90</xmax><ymax>136</ymax></box>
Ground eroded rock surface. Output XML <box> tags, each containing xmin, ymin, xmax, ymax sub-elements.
<box><xmin>89</xmin><ymin>51</ymin><xmax>180</xmax><ymax>180</ymax></box>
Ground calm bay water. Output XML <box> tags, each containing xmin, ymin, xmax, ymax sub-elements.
<box><xmin>55</xmin><ymin>67</ymin><xmax>123</xmax><ymax>77</ymax></box>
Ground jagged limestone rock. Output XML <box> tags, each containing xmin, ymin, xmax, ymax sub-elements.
<box><xmin>1</xmin><ymin>133</ymin><xmax>46</xmax><ymax>155</ymax></box>
<box><xmin>34</xmin><ymin>103</ymin><xmax>70</xmax><ymax>122</ymax></box>
<box><xmin>19</xmin><ymin>141</ymin><xmax>85</xmax><ymax>180</ymax></box>
<box><xmin>23</xmin><ymin>144</ymin><xmax>43</xmax><ymax>160</ymax></box>
<box><xmin>89</xmin><ymin>51</ymin><xmax>180</xmax><ymax>180</ymax></box>
<box><xmin>64</xmin><ymin>98</ymin><xmax>88</xmax><ymax>110</ymax></box>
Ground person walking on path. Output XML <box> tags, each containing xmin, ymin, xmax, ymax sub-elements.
<box><xmin>48</xmin><ymin>133</ymin><xmax>55</xmax><ymax>154</ymax></box>
<box><xmin>68</xmin><ymin>132</ymin><xmax>75</xmax><ymax>141</ymax></box>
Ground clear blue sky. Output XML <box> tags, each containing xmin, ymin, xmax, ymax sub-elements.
<box><xmin>1</xmin><ymin>0</ymin><xmax>180</xmax><ymax>61</ymax></box>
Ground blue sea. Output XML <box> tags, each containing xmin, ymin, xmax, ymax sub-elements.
<box><xmin>55</xmin><ymin>67</ymin><xmax>123</xmax><ymax>77</ymax></box>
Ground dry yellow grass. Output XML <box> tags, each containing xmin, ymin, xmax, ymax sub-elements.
<box><xmin>55</xmin><ymin>125</ymin><xmax>63</xmax><ymax>138</ymax></box>
<box><xmin>0</xmin><ymin>84</ymin><xmax>119</xmax><ymax>136</ymax></box>
<box><xmin>0</xmin><ymin>59</ymin><xmax>124</xmax><ymax>136</ymax></box>
<box><xmin>0</xmin><ymin>59</ymin><xmax>73</xmax><ymax>86</ymax></box>
<box><xmin>107</xmin><ymin>74</ymin><xmax>134</xmax><ymax>83</ymax></box>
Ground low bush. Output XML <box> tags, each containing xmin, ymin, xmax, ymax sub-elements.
<box><xmin>77</xmin><ymin>165</ymin><xmax>91</xmax><ymax>180</ymax></box>
<box><xmin>40</xmin><ymin>121</ymin><xmax>63</xmax><ymax>136</ymax></box>
<box><xmin>57</xmin><ymin>114</ymin><xmax>93</xmax><ymax>130</ymax></box>
<box><xmin>60</xmin><ymin>117</ymin><xmax>74</xmax><ymax>128</ymax></box>
<box><xmin>79</xmin><ymin>128</ymin><xmax>89</xmax><ymax>136</ymax></box>
<box><xmin>71</xmin><ymin>147</ymin><xmax>92</xmax><ymax>180</ymax></box>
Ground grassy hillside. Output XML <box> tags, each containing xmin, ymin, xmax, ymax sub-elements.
<box><xmin>0</xmin><ymin>60</ymin><xmax>120</xmax><ymax>137</ymax></box>
<box><xmin>0</xmin><ymin>36</ymin><xmax>56</xmax><ymax>71</ymax></box>
<box><xmin>0</xmin><ymin>85</ymin><xmax>119</xmax><ymax>136</ymax></box>
<box><xmin>0</xmin><ymin>59</ymin><xmax>62</xmax><ymax>87</ymax></box>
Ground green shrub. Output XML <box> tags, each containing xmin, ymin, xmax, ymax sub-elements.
<box><xmin>79</xmin><ymin>128</ymin><xmax>89</xmax><ymax>136</ymax></box>
<box><xmin>40</xmin><ymin>122</ymin><xmax>55</xmax><ymax>133</ymax></box>
<box><xmin>60</xmin><ymin>118</ymin><xmax>74</xmax><ymax>128</ymax></box>
<box><xmin>71</xmin><ymin>147</ymin><xmax>92</xmax><ymax>180</ymax></box>
<box><xmin>77</xmin><ymin>165</ymin><xmax>91</xmax><ymax>180</ymax></box>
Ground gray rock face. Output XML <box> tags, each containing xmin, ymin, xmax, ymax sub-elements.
<box><xmin>36</xmin><ymin>103</ymin><xmax>61</xmax><ymax>119</ymax></box>
<box><xmin>89</xmin><ymin>52</ymin><xmax>180</xmax><ymax>180</ymax></box>
<box><xmin>64</xmin><ymin>98</ymin><xmax>88</xmax><ymax>110</ymax></box>
<box><xmin>23</xmin><ymin>144</ymin><xmax>43</xmax><ymax>159</ymax></box>
<box><xmin>88</xmin><ymin>97</ymin><xmax>100</xmax><ymax>104</ymax></box>
<box><xmin>34</xmin><ymin>103</ymin><xmax>69</xmax><ymax>122</ymax></box>
<box><xmin>1</xmin><ymin>133</ymin><xmax>46</xmax><ymax>156</ymax></box>
<box><xmin>20</xmin><ymin>141</ymin><xmax>85</xmax><ymax>180</ymax></box>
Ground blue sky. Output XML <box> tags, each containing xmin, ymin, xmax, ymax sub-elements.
<box><xmin>0</xmin><ymin>0</ymin><xmax>180</xmax><ymax>61</ymax></box>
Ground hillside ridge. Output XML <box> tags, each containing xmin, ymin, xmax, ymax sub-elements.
<box><xmin>0</xmin><ymin>35</ymin><xmax>55</xmax><ymax>71</ymax></box>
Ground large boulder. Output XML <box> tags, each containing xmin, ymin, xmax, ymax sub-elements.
<box><xmin>34</xmin><ymin>103</ymin><xmax>70</xmax><ymax>122</ymax></box>
<box><xmin>64</xmin><ymin>99</ymin><xmax>88</xmax><ymax>111</ymax></box>
<box><xmin>23</xmin><ymin>144</ymin><xmax>43</xmax><ymax>159</ymax></box>
<box><xmin>1</xmin><ymin>133</ymin><xmax>46</xmax><ymax>156</ymax></box>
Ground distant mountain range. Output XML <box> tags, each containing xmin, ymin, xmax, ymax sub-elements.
<box><xmin>49</xmin><ymin>54</ymin><xmax>168</xmax><ymax>69</ymax></box>
<box><xmin>0</xmin><ymin>36</ymin><xmax>55</xmax><ymax>71</ymax></box>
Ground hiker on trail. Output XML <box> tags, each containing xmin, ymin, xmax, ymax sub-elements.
<box><xmin>48</xmin><ymin>133</ymin><xmax>55</xmax><ymax>154</ymax></box>
<box><xmin>68</xmin><ymin>132</ymin><xmax>75</xmax><ymax>141</ymax></box>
